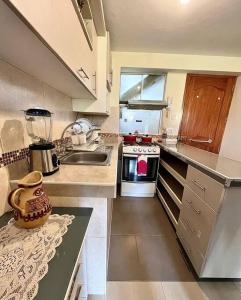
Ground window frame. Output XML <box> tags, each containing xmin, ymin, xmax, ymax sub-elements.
<box><xmin>119</xmin><ymin>72</ymin><xmax>167</xmax><ymax>104</ymax></box>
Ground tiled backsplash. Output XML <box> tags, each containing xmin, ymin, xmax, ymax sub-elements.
<box><xmin>0</xmin><ymin>148</ymin><xmax>29</xmax><ymax>168</ymax></box>
<box><xmin>0</xmin><ymin>137</ymin><xmax>72</xmax><ymax>169</ymax></box>
<box><xmin>0</xmin><ymin>58</ymin><xmax>76</xmax><ymax>216</ymax></box>
<box><xmin>0</xmin><ymin>132</ymin><xmax>177</xmax><ymax>169</ymax></box>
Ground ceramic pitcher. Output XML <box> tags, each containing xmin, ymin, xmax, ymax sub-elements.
<box><xmin>8</xmin><ymin>171</ymin><xmax>52</xmax><ymax>229</ymax></box>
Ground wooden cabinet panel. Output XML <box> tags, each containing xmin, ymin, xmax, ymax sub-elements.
<box><xmin>186</xmin><ymin>165</ymin><xmax>224</xmax><ymax>212</ymax></box>
<box><xmin>180</xmin><ymin>186</ymin><xmax>216</xmax><ymax>254</ymax></box>
<box><xmin>177</xmin><ymin>220</ymin><xmax>204</xmax><ymax>275</ymax></box>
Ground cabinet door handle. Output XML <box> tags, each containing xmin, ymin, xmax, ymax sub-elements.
<box><xmin>186</xmin><ymin>199</ymin><xmax>201</xmax><ymax>215</ymax></box>
<box><xmin>77</xmin><ymin>68</ymin><xmax>89</xmax><ymax>79</ymax></box>
<box><xmin>92</xmin><ymin>72</ymin><xmax>96</xmax><ymax>92</ymax></box>
<box><xmin>192</xmin><ymin>179</ymin><xmax>206</xmax><ymax>191</ymax></box>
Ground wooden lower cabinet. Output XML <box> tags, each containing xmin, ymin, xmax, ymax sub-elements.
<box><xmin>180</xmin><ymin>186</ymin><xmax>216</xmax><ymax>254</ymax></box>
<box><xmin>158</xmin><ymin>147</ymin><xmax>241</xmax><ymax>278</ymax></box>
<box><xmin>177</xmin><ymin>220</ymin><xmax>204</xmax><ymax>274</ymax></box>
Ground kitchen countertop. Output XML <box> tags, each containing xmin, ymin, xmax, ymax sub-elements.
<box><xmin>0</xmin><ymin>207</ymin><xmax>93</xmax><ymax>300</ymax></box>
<box><xmin>157</xmin><ymin>142</ymin><xmax>241</xmax><ymax>187</ymax></box>
<box><xmin>10</xmin><ymin>141</ymin><xmax>120</xmax><ymax>198</ymax></box>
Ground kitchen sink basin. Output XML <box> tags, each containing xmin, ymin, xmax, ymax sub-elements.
<box><xmin>60</xmin><ymin>146</ymin><xmax>113</xmax><ymax>166</ymax></box>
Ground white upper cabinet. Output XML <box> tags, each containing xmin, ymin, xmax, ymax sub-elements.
<box><xmin>0</xmin><ymin>0</ymin><xmax>97</xmax><ymax>99</ymax></box>
<box><xmin>72</xmin><ymin>32</ymin><xmax>112</xmax><ymax>115</ymax></box>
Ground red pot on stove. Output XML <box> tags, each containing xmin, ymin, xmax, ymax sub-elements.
<box><xmin>141</xmin><ymin>135</ymin><xmax>152</xmax><ymax>143</ymax></box>
<box><xmin>123</xmin><ymin>133</ymin><xmax>137</xmax><ymax>142</ymax></box>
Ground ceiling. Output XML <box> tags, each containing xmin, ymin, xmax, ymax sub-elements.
<box><xmin>102</xmin><ymin>0</ymin><xmax>241</xmax><ymax>56</ymax></box>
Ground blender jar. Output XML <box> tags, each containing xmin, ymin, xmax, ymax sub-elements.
<box><xmin>24</xmin><ymin>108</ymin><xmax>53</xmax><ymax>144</ymax></box>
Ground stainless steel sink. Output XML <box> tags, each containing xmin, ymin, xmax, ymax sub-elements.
<box><xmin>60</xmin><ymin>146</ymin><xmax>113</xmax><ymax>166</ymax></box>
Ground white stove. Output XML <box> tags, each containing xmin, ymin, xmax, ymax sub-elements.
<box><xmin>121</xmin><ymin>142</ymin><xmax>160</xmax><ymax>197</ymax></box>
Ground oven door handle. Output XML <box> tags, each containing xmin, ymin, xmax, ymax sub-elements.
<box><xmin>123</xmin><ymin>154</ymin><xmax>160</xmax><ymax>158</ymax></box>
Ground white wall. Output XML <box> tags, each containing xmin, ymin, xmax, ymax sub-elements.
<box><xmin>162</xmin><ymin>72</ymin><xmax>187</xmax><ymax>135</ymax></box>
<box><xmin>110</xmin><ymin>51</ymin><xmax>241</xmax><ymax>135</ymax></box>
<box><xmin>0</xmin><ymin>59</ymin><xmax>75</xmax><ymax>216</ymax></box>
<box><xmin>220</xmin><ymin>76</ymin><xmax>241</xmax><ymax>161</ymax></box>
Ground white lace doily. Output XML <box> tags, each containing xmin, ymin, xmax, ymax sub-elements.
<box><xmin>0</xmin><ymin>214</ymin><xmax>75</xmax><ymax>300</ymax></box>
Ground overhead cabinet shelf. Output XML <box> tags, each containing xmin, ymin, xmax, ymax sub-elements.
<box><xmin>0</xmin><ymin>0</ymin><xmax>96</xmax><ymax>99</ymax></box>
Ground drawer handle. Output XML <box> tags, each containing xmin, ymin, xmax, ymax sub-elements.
<box><xmin>192</xmin><ymin>179</ymin><xmax>206</xmax><ymax>191</ymax></box>
<box><xmin>77</xmin><ymin>67</ymin><xmax>89</xmax><ymax>79</ymax></box>
<box><xmin>74</xmin><ymin>284</ymin><xmax>82</xmax><ymax>300</ymax></box>
<box><xmin>186</xmin><ymin>199</ymin><xmax>201</xmax><ymax>215</ymax></box>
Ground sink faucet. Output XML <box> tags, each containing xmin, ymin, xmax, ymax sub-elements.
<box><xmin>60</xmin><ymin>122</ymin><xmax>82</xmax><ymax>140</ymax></box>
<box><xmin>60</xmin><ymin>122</ymin><xmax>101</xmax><ymax>153</ymax></box>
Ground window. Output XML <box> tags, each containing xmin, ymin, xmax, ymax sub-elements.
<box><xmin>120</xmin><ymin>74</ymin><xmax>166</xmax><ymax>103</ymax></box>
<box><xmin>120</xmin><ymin>106</ymin><xmax>162</xmax><ymax>135</ymax></box>
<box><xmin>119</xmin><ymin>73</ymin><xmax>166</xmax><ymax>134</ymax></box>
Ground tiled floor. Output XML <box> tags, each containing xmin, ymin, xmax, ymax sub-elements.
<box><xmin>88</xmin><ymin>281</ymin><xmax>241</xmax><ymax>300</ymax></box>
<box><xmin>108</xmin><ymin>196</ymin><xmax>196</xmax><ymax>281</ymax></box>
<box><xmin>105</xmin><ymin>196</ymin><xmax>241</xmax><ymax>299</ymax></box>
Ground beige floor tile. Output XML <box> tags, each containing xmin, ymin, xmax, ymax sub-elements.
<box><xmin>108</xmin><ymin>236</ymin><xmax>144</xmax><ymax>281</ymax></box>
<box><xmin>234</xmin><ymin>281</ymin><xmax>241</xmax><ymax>293</ymax></box>
<box><xmin>136</xmin><ymin>235</ymin><xmax>195</xmax><ymax>281</ymax></box>
<box><xmin>107</xmin><ymin>282</ymin><xmax>134</xmax><ymax>300</ymax></box>
<box><xmin>199</xmin><ymin>282</ymin><xmax>241</xmax><ymax>300</ymax></box>
<box><xmin>88</xmin><ymin>295</ymin><xmax>107</xmax><ymax>300</ymax></box>
<box><xmin>111</xmin><ymin>197</ymin><xmax>175</xmax><ymax>236</ymax></box>
<box><xmin>162</xmin><ymin>282</ymin><xmax>207</xmax><ymax>300</ymax></box>
<box><xmin>132</xmin><ymin>282</ymin><xmax>166</xmax><ymax>300</ymax></box>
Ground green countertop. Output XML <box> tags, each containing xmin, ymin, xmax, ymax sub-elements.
<box><xmin>0</xmin><ymin>207</ymin><xmax>93</xmax><ymax>300</ymax></box>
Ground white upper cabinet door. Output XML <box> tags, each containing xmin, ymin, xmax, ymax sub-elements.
<box><xmin>9</xmin><ymin>0</ymin><xmax>93</xmax><ymax>91</ymax></box>
<box><xmin>72</xmin><ymin>33</ymin><xmax>110</xmax><ymax>114</ymax></box>
<box><xmin>89</xmin><ymin>23</ymin><xmax>98</xmax><ymax>95</ymax></box>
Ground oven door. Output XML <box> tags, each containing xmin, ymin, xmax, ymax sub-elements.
<box><xmin>122</xmin><ymin>154</ymin><xmax>159</xmax><ymax>182</ymax></box>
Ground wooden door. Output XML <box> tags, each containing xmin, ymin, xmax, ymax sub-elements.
<box><xmin>179</xmin><ymin>74</ymin><xmax>236</xmax><ymax>153</ymax></box>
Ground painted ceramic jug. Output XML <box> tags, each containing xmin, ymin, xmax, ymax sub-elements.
<box><xmin>8</xmin><ymin>171</ymin><xmax>52</xmax><ymax>228</ymax></box>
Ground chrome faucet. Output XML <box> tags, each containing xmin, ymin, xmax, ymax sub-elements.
<box><xmin>60</xmin><ymin>121</ymin><xmax>101</xmax><ymax>153</ymax></box>
<box><xmin>60</xmin><ymin>122</ymin><xmax>82</xmax><ymax>140</ymax></box>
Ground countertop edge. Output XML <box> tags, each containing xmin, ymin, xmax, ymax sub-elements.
<box><xmin>157</xmin><ymin>143</ymin><xmax>241</xmax><ymax>187</ymax></box>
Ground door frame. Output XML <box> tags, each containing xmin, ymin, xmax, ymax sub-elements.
<box><xmin>179</xmin><ymin>74</ymin><xmax>237</xmax><ymax>153</ymax></box>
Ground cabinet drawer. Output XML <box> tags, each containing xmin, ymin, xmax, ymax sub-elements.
<box><xmin>186</xmin><ymin>166</ymin><xmax>224</xmax><ymax>211</ymax></box>
<box><xmin>177</xmin><ymin>220</ymin><xmax>204</xmax><ymax>274</ymax></box>
<box><xmin>180</xmin><ymin>186</ymin><xmax>216</xmax><ymax>254</ymax></box>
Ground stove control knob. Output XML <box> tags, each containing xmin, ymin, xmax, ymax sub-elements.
<box><xmin>148</xmin><ymin>149</ymin><xmax>152</xmax><ymax>152</ymax></box>
<box><xmin>138</xmin><ymin>148</ymin><xmax>142</xmax><ymax>152</ymax></box>
<box><xmin>143</xmin><ymin>149</ymin><xmax>147</xmax><ymax>152</ymax></box>
<box><xmin>133</xmin><ymin>148</ymin><xmax>137</xmax><ymax>152</ymax></box>
<box><xmin>153</xmin><ymin>148</ymin><xmax>157</xmax><ymax>152</ymax></box>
